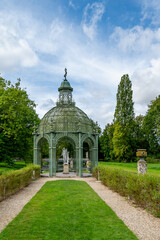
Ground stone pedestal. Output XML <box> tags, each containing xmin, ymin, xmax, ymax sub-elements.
<box><xmin>137</xmin><ymin>159</ymin><xmax>147</xmax><ymax>174</ymax></box>
<box><xmin>63</xmin><ymin>163</ymin><xmax>69</xmax><ymax>174</ymax></box>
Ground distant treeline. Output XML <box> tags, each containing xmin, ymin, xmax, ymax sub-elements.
<box><xmin>99</xmin><ymin>74</ymin><xmax>160</xmax><ymax>162</ymax></box>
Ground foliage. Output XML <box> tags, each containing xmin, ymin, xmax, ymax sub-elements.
<box><xmin>100</xmin><ymin>75</ymin><xmax>160</xmax><ymax>162</ymax></box>
<box><xmin>56</xmin><ymin>140</ymin><xmax>74</xmax><ymax>158</ymax></box>
<box><xmin>93</xmin><ymin>165</ymin><xmax>160</xmax><ymax>217</ymax></box>
<box><xmin>99</xmin><ymin>123</ymin><xmax>115</xmax><ymax>160</ymax></box>
<box><xmin>114</xmin><ymin>74</ymin><xmax>134</xmax><ymax>125</ymax></box>
<box><xmin>0</xmin><ymin>161</ymin><xmax>26</xmax><ymax>175</ymax></box>
<box><xmin>133</xmin><ymin>115</ymin><xmax>149</xmax><ymax>150</ymax></box>
<box><xmin>113</xmin><ymin>74</ymin><xmax>135</xmax><ymax>161</ymax></box>
<box><xmin>143</xmin><ymin>95</ymin><xmax>160</xmax><ymax>156</ymax></box>
<box><xmin>0</xmin><ymin>180</ymin><xmax>137</xmax><ymax>240</ymax></box>
<box><xmin>112</xmin><ymin>122</ymin><xmax>134</xmax><ymax>161</ymax></box>
<box><xmin>38</xmin><ymin>138</ymin><xmax>49</xmax><ymax>159</ymax></box>
<box><xmin>0</xmin><ymin>164</ymin><xmax>40</xmax><ymax>201</ymax></box>
<box><xmin>0</xmin><ymin>76</ymin><xmax>40</xmax><ymax>164</ymax></box>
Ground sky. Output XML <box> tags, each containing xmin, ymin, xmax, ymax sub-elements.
<box><xmin>0</xmin><ymin>0</ymin><xmax>160</xmax><ymax>130</ymax></box>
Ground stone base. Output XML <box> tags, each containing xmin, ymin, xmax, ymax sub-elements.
<box><xmin>137</xmin><ymin>159</ymin><xmax>147</xmax><ymax>174</ymax></box>
<box><xmin>63</xmin><ymin>164</ymin><xmax>69</xmax><ymax>174</ymax></box>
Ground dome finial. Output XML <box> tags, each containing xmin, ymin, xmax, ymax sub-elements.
<box><xmin>64</xmin><ymin>68</ymin><xmax>67</xmax><ymax>81</ymax></box>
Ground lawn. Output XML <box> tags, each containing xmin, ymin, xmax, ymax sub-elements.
<box><xmin>0</xmin><ymin>161</ymin><xmax>26</xmax><ymax>175</ymax></box>
<box><xmin>0</xmin><ymin>180</ymin><xmax>138</xmax><ymax>240</ymax></box>
<box><xmin>98</xmin><ymin>161</ymin><xmax>160</xmax><ymax>176</ymax></box>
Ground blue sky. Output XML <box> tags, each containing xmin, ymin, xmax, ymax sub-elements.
<box><xmin>0</xmin><ymin>0</ymin><xmax>160</xmax><ymax>129</ymax></box>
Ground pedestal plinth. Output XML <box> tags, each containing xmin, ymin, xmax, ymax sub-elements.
<box><xmin>63</xmin><ymin>163</ymin><xmax>69</xmax><ymax>174</ymax></box>
<box><xmin>137</xmin><ymin>159</ymin><xmax>147</xmax><ymax>174</ymax></box>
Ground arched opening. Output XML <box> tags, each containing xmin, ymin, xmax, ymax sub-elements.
<box><xmin>83</xmin><ymin>138</ymin><xmax>94</xmax><ymax>174</ymax></box>
<box><xmin>37</xmin><ymin>137</ymin><xmax>49</xmax><ymax>173</ymax></box>
<box><xmin>56</xmin><ymin>137</ymin><xmax>76</xmax><ymax>173</ymax></box>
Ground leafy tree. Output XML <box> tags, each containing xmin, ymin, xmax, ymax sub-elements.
<box><xmin>133</xmin><ymin>115</ymin><xmax>149</xmax><ymax>150</ymax></box>
<box><xmin>0</xmin><ymin>76</ymin><xmax>40</xmax><ymax>163</ymax></box>
<box><xmin>143</xmin><ymin>95</ymin><xmax>160</xmax><ymax>156</ymax></box>
<box><xmin>113</xmin><ymin>74</ymin><xmax>135</xmax><ymax>161</ymax></box>
<box><xmin>99</xmin><ymin>123</ymin><xmax>115</xmax><ymax>160</ymax></box>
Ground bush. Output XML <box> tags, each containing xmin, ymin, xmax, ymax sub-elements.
<box><xmin>0</xmin><ymin>164</ymin><xmax>40</xmax><ymax>201</ymax></box>
<box><xmin>146</xmin><ymin>157</ymin><xmax>160</xmax><ymax>163</ymax></box>
<box><xmin>93</xmin><ymin>166</ymin><xmax>160</xmax><ymax>217</ymax></box>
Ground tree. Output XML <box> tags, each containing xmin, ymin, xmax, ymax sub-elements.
<box><xmin>113</xmin><ymin>74</ymin><xmax>135</xmax><ymax>161</ymax></box>
<box><xmin>114</xmin><ymin>74</ymin><xmax>134</xmax><ymax>124</ymax></box>
<box><xmin>99</xmin><ymin>123</ymin><xmax>115</xmax><ymax>160</ymax></box>
<box><xmin>0</xmin><ymin>76</ymin><xmax>40</xmax><ymax>163</ymax></box>
<box><xmin>143</xmin><ymin>95</ymin><xmax>160</xmax><ymax>156</ymax></box>
<box><xmin>133</xmin><ymin>115</ymin><xmax>149</xmax><ymax>150</ymax></box>
<box><xmin>112</xmin><ymin>122</ymin><xmax>134</xmax><ymax>161</ymax></box>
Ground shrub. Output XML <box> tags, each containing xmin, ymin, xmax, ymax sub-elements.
<box><xmin>93</xmin><ymin>166</ymin><xmax>160</xmax><ymax>217</ymax></box>
<box><xmin>0</xmin><ymin>164</ymin><xmax>40</xmax><ymax>201</ymax></box>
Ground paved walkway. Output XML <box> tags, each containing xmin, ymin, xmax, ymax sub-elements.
<box><xmin>0</xmin><ymin>177</ymin><xmax>160</xmax><ymax>240</ymax></box>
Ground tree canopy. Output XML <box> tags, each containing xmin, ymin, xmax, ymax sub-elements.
<box><xmin>143</xmin><ymin>95</ymin><xmax>160</xmax><ymax>156</ymax></box>
<box><xmin>0</xmin><ymin>76</ymin><xmax>40</xmax><ymax>163</ymax></box>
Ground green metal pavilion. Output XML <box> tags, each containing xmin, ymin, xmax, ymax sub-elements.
<box><xmin>33</xmin><ymin>70</ymin><xmax>98</xmax><ymax>177</ymax></box>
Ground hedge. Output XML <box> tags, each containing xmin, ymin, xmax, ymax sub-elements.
<box><xmin>0</xmin><ymin>164</ymin><xmax>40</xmax><ymax>201</ymax></box>
<box><xmin>93</xmin><ymin>166</ymin><xmax>160</xmax><ymax>217</ymax></box>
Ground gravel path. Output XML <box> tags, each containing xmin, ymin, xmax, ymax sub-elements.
<box><xmin>0</xmin><ymin>177</ymin><xmax>160</xmax><ymax>240</ymax></box>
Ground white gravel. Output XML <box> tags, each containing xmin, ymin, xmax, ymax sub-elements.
<box><xmin>0</xmin><ymin>177</ymin><xmax>160</xmax><ymax>240</ymax></box>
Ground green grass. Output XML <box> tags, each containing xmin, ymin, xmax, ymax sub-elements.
<box><xmin>0</xmin><ymin>180</ymin><xmax>138</xmax><ymax>240</ymax></box>
<box><xmin>98</xmin><ymin>161</ymin><xmax>160</xmax><ymax>176</ymax></box>
<box><xmin>0</xmin><ymin>161</ymin><xmax>26</xmax><ymax>175</ymax></box>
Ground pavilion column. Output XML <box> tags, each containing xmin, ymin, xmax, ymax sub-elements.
<box><xmin>49</xmin><ymin>132</ymin><xmax>56</xmax><ymax>177</ymax></box>
<box><xmin>33</xmin><ymin>134</ymin><xmax>37</xmax><ymax>165</ymax></box>
<box><xmin>76</xmin><ymin>146</ymin><xmax>79</xmax><ymax>176</ymax></box>
<box><xmin>95</xmin><ymin>134</ymin><xmax>99</xmax><ymax>167</ymax></box>
<box><xmin>90</xmin><ymin>148</ymin><xmax>94</xmax><ymax>171</ymax></box>
<box><xmin>77</xmin><ymin>132</ymin><xmax>82</xmax><ymax>177</ymax></box>
<box><xmin>53</xmin><ymin>146</ymin><xmax>56</xmax><ymax>176</ymax></box>
<box><xmin>37</xmin><ymin>147</ymin><xmax>41</xmax><ymax>166</ymax></box>
<box><xmin>92</xmin><ymin>147</ymin><xmax>98</xmax><ymax>168</ymax></box>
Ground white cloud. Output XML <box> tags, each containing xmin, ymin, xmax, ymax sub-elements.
<box><xmin>132</xmin><ymin>58</ymin><xmax>160</xmax><ymax>107</ymax></box>
<box><xmin>110</xmin><ymin>26</ymin><xmax>160</xmax><ymax>56</ymax></box>
<box><xmin>1</xmin><ymin>4</ymin><xmax>160</xmax><ymax>129</ymax></box>
<box><xmin>141</xmin><ymin>0</ymin><xmax>160</xmax><ymax>25</ymax></box>
<box><xmin>69</xmin><ymin>0</ymin><xmax>77</xmax><ymax>9</ymax></box>
<box><xmin>0</xmin><ymin>23</ymin><xmax>38</xmax><ymax>71</ymax></box>
<box><xmin>82</xmin><ymin>2</ymin><xmax>105</xmax><ymax>39</ymax></box>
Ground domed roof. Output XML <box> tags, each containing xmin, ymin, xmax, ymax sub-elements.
<box><xmin>58</xmin><ymin>79</ymin><xmax>73</xmax><ymax>91</ymax></box>
<box><xmin>39</xmin><ymin>105</ymin><xmax>94</xmax><ymax>134</ymax></box>
<box><xmin>38</xmin><ymin>71</ymin><xmax>95</xmax><ymax>135</ymax></box>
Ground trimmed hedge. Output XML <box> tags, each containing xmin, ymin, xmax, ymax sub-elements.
<box><xmin>0</xmin><ymin>164</ymin><xmax>40</xmax><ymax>201</ymax></box>
<box><xmin>93</xmin><ymin>166</ymin><xmax>160</xmax><ymax>217</ymax></box>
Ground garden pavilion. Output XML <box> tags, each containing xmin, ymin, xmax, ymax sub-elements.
<box><xmin>33</xmin><ymin>70</ymin><xmax>99</xmax><ymax>177</ymax></box>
